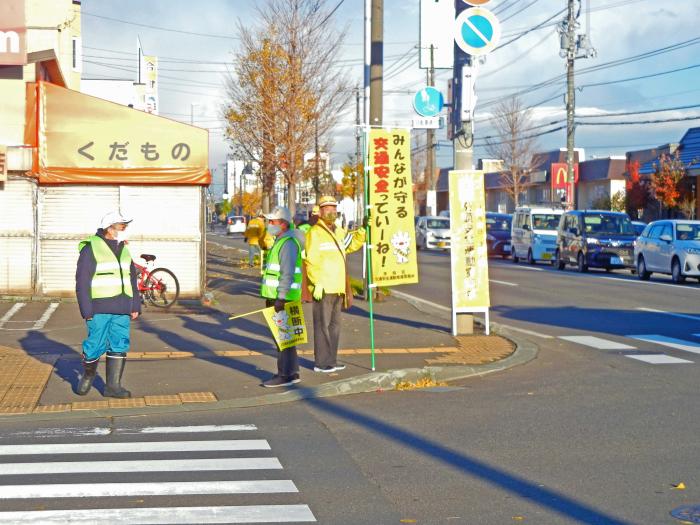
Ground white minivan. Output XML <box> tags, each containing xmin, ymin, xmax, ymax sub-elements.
<box><xmin>511</xmin><ymin>206</ymin><xmax>563</xmax><ymax>264</ymax></box>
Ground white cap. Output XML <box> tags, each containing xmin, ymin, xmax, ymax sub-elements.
<box><xmin>99</xmin><ymin>210</ymin><xmax>132</xmax><ymax>230</ymax></box>
<box><xmin>264</xmin><ymin>206</ymin><xmax>292</xmax><ymax>223</ymax></box>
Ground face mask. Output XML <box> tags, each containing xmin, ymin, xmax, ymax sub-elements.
<box><xmin>322</xmin><ymin>212</ymin><xmax>337</xmax><ymax>225</ymax></box>
<box><xmin>267</xmin><ymin>224</ymin><xmax>282</xmax><ymax>236</ymax></box>
<box><xmin>115</xmin><ymin>230</ymin><xmax>129</xmax><ymax>243</ymax></box>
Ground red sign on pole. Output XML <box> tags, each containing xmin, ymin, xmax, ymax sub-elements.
<box><xmin>0</xmin><ymin>0</ymin><xmax>26</xmax><ymax>66</ymax></box>
<box><xmin>551</xmin><ymin>163</ymin><xmax>579</xmax><ymax>203</ymax></box>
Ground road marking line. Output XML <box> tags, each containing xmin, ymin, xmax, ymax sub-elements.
<box><xmin>0</xmin><ymin>303</ymin><xmax>25</xmax><ymax>329</ymax></box>
<box><xmin>135</xmin><ymin>424</ymin><xmax>258</xmax><ymax>434</ymax></box>
<box><xmin>636</xmin><ymin>307</ymin><xmax>700</xmax><ymax>322</ymax></box>
<box><xmin>31</xmin><ymin>302</ymin><xmax>59</xmax><ymax>330</ymax></box>
<box><xmin>596</xmin><ymin>275</ymin><xmax>700</xmax><ymax>291</ymax></box>
<box><xmin>0</xmin><ymin>457</ymin><xmax>282</xmax><ymax>475</ymax></box>
<box><xmin>500</xmin><ymin>325</ymin><xmax>554</xmax><ymax>339</ymax></box>
<box><xmin>0</xmin><ymin>440</ymin><xmax>270</xmax><ymax>456</ymax></box>
<box><xmin>627</xmin><ymin>335</ymin><xmax>700</xmax><ymax>355</ymax></box>
<box><xmin>0</xmin><ymin>480</ymin><xmax>299</xmax><ymax>499</ymax></box>
<box><xmin>559</xmin><ymin>336</ymin><xmax>636</xmax><ymax>350</ymax></box>
<box><xmin>490</xmin><ymin>261</ymin><xmax>545</xmax><ymax>272</ymax></box>
<box><xmin>0</xmin><ymin>505</ymin><xmax>317</xmax><ymax>524</ymax></box>
<box><xmin>390</xmin><ymin>290</ymin><xmax>450</xmax><ymax>312</ymax></box>
<box><xmin>490</xmin><ymin>279</ymin><xmax>519</xmax><ymax>287</ymax></box>
<box><xmin>625</xmin><ymin>354</ymin><xmax>694</xmax><ymax>365</ymax></box>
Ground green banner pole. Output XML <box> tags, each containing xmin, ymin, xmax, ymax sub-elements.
<box><xmin>363</xmin><ymin>128</ymin><xmax>376</xmax><ymax>371</ymax></box>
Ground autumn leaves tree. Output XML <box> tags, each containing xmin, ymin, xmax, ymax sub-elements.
<box><xmin>624</xmin><ymin>160</ymin><xmax>650</xmax><ymax>219</ymax></box>
<box><xmin>485</xmin><ymin>97</ymin><xmax>541</xmax><ymax>208</ymax></box>
<box><xmin>224</xmin><ymin>0</ymin><xmax>351</xmax><ymax>214</ymax></box>
<box><xmin>651</xmin><ymin>151</ymin><xmax>689</xmax><ymax>217</ymax></box>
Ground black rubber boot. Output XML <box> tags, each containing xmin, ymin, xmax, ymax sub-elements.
<box><xmin>75</xmin><ymin>359</ymin><xmax>99</xmax><ymax>396</ymax></box>
<box><xmin>103</xmin><ymin>353</ymin><xmax>131</xmax><ymax>398</ymax></box>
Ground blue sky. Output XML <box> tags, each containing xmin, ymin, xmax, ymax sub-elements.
<box><xmin>81</xmin><ymin>0</ymin><xmax>700</xmax><ymax>191</ymax></box>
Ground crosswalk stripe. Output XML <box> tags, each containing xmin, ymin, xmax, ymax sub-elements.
<box><xmin>625</xmin><ymin>354</ymin><xmax>694</xmax><ymax>365</ymax></box>
<box><xmin>137</xmin><ymin>425</ymin><xmax>258</xmax><ymax>434</ymax></box>
<box><xmin>0</xmin><ymin>505</ymin><xmax>317</xmax><ymax>524</ymax></box>
<box><xmin>31</xmin><ymin>302</ymin><xmax>59</xmax><ymax>330</ymax></box>
<box><xmin>636</xmin><ymin>307</ymin><xmax>700</xmax><ymax>322</ymax></box>
<box><xmin>627</xmin><ymin>335</ymin><xmax>700</xmax><ymax>355</ymax></box>
<box><xmin>0</xmin><ymin>480</ymin><xmax>299</xmax><ymax>499</ymax></box>
<box><xmin>0</xmin><ymin>457</ymin><xmax>282</xmax><ymax>475</ymax></box>
<box><xmin>0</xmin><ymin>440</ymin><xmax>270</xmax><ymax>456</ymax></box>
<box><xmin>559</xmin><ymin>335</ymin><xmax>636</xmax><ymax>350</ymax></box>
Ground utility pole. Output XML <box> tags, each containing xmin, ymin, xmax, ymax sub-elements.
<box><xmin>426</xmin><ymin>45</ymin><xmax>436</xmax><ymax>215</ymax></box>
<box><xmin>355</xmin><ymin>86</ymin><xmax>362</xmax><ymax>223</ymax></box>
<box><xmin>565</xmin><ymin>0</ymin><xmax>576</xmax><ymax>210</ymax></box>
<box><xmin>369</xmin><ymin>0</ymin><xmax>383</xmax><ymax>126</ymax></box>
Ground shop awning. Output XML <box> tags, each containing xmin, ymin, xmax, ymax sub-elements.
<box><xmin>25</xmin><ymin>81</ymin><xmax>210</xmax><ymax>185</ymax></box>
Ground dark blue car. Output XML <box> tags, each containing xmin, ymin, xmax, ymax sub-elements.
<box><xmin>486</xmin><ymin>213</ymin><xmax>513</xmax><ymax>258</ymax></box>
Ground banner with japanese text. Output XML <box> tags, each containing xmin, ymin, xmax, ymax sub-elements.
<box><xmin>367</xmin><ymin>128</ymin><xmax>419</xmax><ymax>286</ymax></box>
<box><xmin>449</xmin><ymin>170</ymin><xmax>490</xmax><ymax>310</ymax></box>
<box><xmin>262</xmin><ymin>301</ymin><xmax>308</xmax><ymax>351</ymax></box>
<box><xmin>27</xmin><ymin>81</ymin><xmax>209</xmax><ymax>185</ymax></box>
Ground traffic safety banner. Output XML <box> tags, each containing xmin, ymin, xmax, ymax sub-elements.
<box><xmin>262</xmin><ymin>301</ymin><xmax>308</xmax><ymax>351</ymax></box>
<box><xmin>449</xmin><ymin>170</ymin><xmax>490</xmax><ymax>310</ymax></box>
<box><xmin>367</xmin><ymin>128</ymin><xmax>419</xmax><ymax>286</ymax></box>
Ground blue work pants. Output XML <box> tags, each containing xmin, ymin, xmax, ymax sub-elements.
<box><xmin>82</xmin><ymin>314</ymin><xmax>131</xmax><ymax>362</ymax></box>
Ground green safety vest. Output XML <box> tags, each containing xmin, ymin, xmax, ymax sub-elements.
<box><xmin>297</xmin><ymin>223</ymin><xmax>311</xmax><ymax>234</ymax></box>
<box><xmin>78</xmin><ymin>236</ymin><xmax>133</xmax><ymax>299</ymax></box>
<box><xmin>260</xmin><ymin>236</ymin><xmax>302</xmax><ymax>301</ymax></box>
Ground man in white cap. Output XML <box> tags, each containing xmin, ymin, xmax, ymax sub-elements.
<box><xmin>260</xmin><ymin>206</ymin><xmax>306</xmax><ymax>387</ymax></box>
<box><xmin>74</xmin><ymin>210</ymin><xmax>140</xmax><ymax>398</ymax></box>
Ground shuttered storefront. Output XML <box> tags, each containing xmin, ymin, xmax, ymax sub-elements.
<box><xmin>36</xmin><ymin>185</ymin><xmax>202</xmax><ymax>298</ymax></box>
<box><xmin>0</xmin><ymin>177</ymin><xmax>36</xmax><ymax>294</ymax></box>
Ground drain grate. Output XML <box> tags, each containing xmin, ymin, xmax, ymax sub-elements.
<box><xmin>671</xmin><ymin>505</ymin><xmax>700</xmax><ymax>523</ymax></box>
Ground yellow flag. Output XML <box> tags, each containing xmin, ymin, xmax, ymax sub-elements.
<box><xmin>449</xmin><ymin>170</ymin><xmax>490</xmax><ymax>309</ymax></box>
<box><xmin>262</xmin><ymin>301</ymin><xmax>307</xmax><ymax>351</ymax></box>
<box><xmin>367</xmin><ymin>128</ymin><xmax>419</xmax><ymax>286</ymax></box>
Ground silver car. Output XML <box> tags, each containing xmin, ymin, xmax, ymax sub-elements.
<box><xmin>416</xmin><ymin>216</ymin><xmax>451</xmax><ymax>250</ymax></box>
<box><xmin>634</xmin><ymin>220</ymin><xmax>700</xmax><ymax>283</ymax></box>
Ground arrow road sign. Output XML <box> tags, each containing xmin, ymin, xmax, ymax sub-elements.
<box><xmin>454</xmin><ymin>7</ymin><xmax>501</xmax><ymax>56</ymax></box>
<box><xmin>413</xmin><ymin>86</ymin><xmax>444</xmax><ymax>117</ymax></box>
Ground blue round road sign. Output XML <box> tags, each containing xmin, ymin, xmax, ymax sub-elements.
<box><xmin>454</xmin><ymin>7</ymin><xmax>501</xmax><ymax>56</ymax></box>
<box><xmin>413</xmin><ymin>87</ymin><xmax>444</xmax><ymax>117</ymax></box>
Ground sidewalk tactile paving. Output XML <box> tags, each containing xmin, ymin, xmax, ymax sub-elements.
<box><xmin>33</xmin><ymin>404</ymin><xmax>71</xmax><ymax>413</ymax></box>
<box><xmin>0</xmin><ymin>387</ymin><xmax>44</xmax><ymax>408</ymax></box>
<box><xmin>179</xmin><ymin>391</ymin><xmax>217</xmax><ymax>403</ymax></box>
<box><xmin>0</xmin><ymin>407</ymin><xmax>31</xmax><ymax>415</ymax></box>
<box><xmin>144</xmin><ymin>395</ymin><xmax>182</xmax><ymax>406</ymax></box>
<box><xmin>71</xmin><ymin>400</ymin><xmax>109</xmax><ymax>410</ymax></box>
<box><xmin>108</xmin><ymin>398</ymin><xmax>146</xmax><ymax>409</ymax></box>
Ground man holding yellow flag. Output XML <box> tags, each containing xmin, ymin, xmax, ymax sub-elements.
<box><xmin>260</xmin><ymin>206</ymin><xmax>306</xmax><ymax>388</ymax></box>
<box><xmin>304</xmin><ymin>196</ymin><xmax>365</xmax><ymax>373</ymax></box>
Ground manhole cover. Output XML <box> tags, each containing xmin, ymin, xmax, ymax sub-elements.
<box><xmin>671</xmin><ymin>504</ymin><xmax>700</xmax><ymax>523</ymax></box>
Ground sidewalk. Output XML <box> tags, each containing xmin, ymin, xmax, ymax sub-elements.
<box><xmin>0</xmin><ymin>241</ymin><xmax>535</xmax><ymax>420</ymax></box>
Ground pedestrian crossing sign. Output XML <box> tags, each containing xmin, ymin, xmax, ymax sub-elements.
<box><xmin>262</xmin><ymin>301</ymin><xmax>307</xmax><ymax>351</ymax></box>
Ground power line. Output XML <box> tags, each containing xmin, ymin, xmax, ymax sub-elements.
<box><xmin>578</xmin><ymin>115</ymin><xmax>700</xmax><ymax>126</ymax></box>
<box><xmin>576</xmin><ymin>103</ymin><xmax>700</xmax><ymax>119</ymax></box>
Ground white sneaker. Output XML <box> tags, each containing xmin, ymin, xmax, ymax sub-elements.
<box><xmin>313</xmin><ymin>366</ymin><xmax>336</xmax><ymax>373</ymax></box>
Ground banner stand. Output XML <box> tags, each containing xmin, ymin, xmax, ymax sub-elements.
<box><xmin>451</xmin><ymin>307</ymin><xmax>490</xmax><ymax>336</ymax></box>
<box><xmin>362</xmin><ymin>130</ymin><xmax>377</xmax><ymax>371</ymax></box>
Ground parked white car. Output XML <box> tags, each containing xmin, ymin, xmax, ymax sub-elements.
<box><xmin>634</xmin><ymin>220</ymin><xmax>700</xmax><ymax>283</ymax></box>
<box><xmin>226</xmin><ymin>215</ymin><xmax>247</xmax><ymax>235</ymax></box>
<box><xmin>416</xmin><ymin>216</ymin><xmax>451</xmax><ymax>250</ymax></box>
<box><xmin>511</xmin><ymin>206</ymin><xmax>563</xmax><ymax>264</ymax></box>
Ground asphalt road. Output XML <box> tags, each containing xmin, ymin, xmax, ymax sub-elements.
<box><xmin>0</xmin><ymin>231</ymin><xmax>697</xmax><ymax>524</ymax></box>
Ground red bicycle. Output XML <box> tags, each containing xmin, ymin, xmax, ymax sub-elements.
<box><xmin>134</xmin><ymin>254</ymin><xmax>180</xmax><ymax>308</ymax></box>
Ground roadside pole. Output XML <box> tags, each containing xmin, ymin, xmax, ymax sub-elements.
<box><xmin>565</xmin><ymin>0</ymin><xmax>576</xmax><ymax>210</ymax></box>
<box><xmin>426</xmin><ymin>45</ymin><xmax>436</xmax><ymax>215</ymax></box>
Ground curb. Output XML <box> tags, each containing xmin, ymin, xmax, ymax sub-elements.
<box><xmin>0</xmin><ymin>329</ymin><xmax>538</xmax><ymax>424</ymax></box>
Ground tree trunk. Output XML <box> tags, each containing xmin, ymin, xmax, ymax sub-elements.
<box><xmin>287</xmin><ymin>180</ymin><xmax>296</xmax><ymax>216</ymax></box>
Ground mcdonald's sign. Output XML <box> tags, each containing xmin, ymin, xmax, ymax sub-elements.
<box><xmin>551</xmin><ymin>163</ymin><xmax>579</xmax><ymax>190</ymax></box>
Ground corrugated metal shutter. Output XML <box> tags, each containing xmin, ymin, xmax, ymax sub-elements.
<box><xmin>120</xmin><ymin>186</ymin><xmax>201</xmax><ymax>297</ymax></box>
<box><xmin>0</xmin><ymin>177</ymin><xmax>36</xmax><ymax>294</ymax></box>
<box><xmin>38</xmin><ymin>186</ymin><xmax>120</xmax><ymax>296</ymax></box>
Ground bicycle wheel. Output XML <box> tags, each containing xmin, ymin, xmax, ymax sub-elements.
<box><xmin>144</xmin><ymin>268</ymin><xmax>180</xmax><ymax>308</ymax></box>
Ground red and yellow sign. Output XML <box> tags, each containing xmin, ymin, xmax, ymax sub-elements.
<box><xmin>26</xmin><ymin>81</ymin><xmax>210</xmax><ymax>185</ymax></box>
<box><xmin>551</xmin><ymin>162</ymin><xmax>579</xmax><ymax>203</ymax></box>
<box><xmin>367</xmin><ymin>129</ymin><xmax>418</xmax><ymax>286</ymax></box>
<box><xmin>0</xmin><ymin>0</ymin><xmax>26</xmax><ymax>66</ymax></box>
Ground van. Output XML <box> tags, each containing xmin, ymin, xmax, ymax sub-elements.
<box><xmin>511</xmin><ymin>207</ymin><xmax>563</xmax><ymax>264</ymax></box>
<box><xmin>555</xmin><ymin>210</ymin><xmax>636</xmax><ymax>272</ymax></box>
<box><xmin>226</xmin><ymin>214</ymin><xmax>247</xmax><ymax>235</ymax></box>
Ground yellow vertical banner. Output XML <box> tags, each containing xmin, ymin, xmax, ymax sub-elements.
<box><xmin>449</xmin><ymin>170</ymin><xmax>490</xmax><ymax>309</ymax></box>
<box><xmin>367</xmin><ymin>129</ymin><xmax>419</xmax><ymax>286</ymax></box>
<box><xmin>262</xmin><ymin>301</ymin><xmax>307</xmax><ymax>351</ymax></box>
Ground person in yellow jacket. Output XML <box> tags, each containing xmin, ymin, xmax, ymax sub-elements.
<box><xmin>244</xmin><ymin>212</ymin><xmax>273</xmax><ymax>268</ymax></box>
<box><xmin>304</xmin><ymin>196</ymin><xmax>365</xmax><ymax>373</ymax></box>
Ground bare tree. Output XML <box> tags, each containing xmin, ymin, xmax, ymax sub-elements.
<box><xmin>485</xmin><ymin>96</ymin><xmax>541</xmax><ymax>208</ymax></box>
<box><xmin>224</xmin><ymin>0</ymin><xmax>351</xmax><ymax>214</ymax></box>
